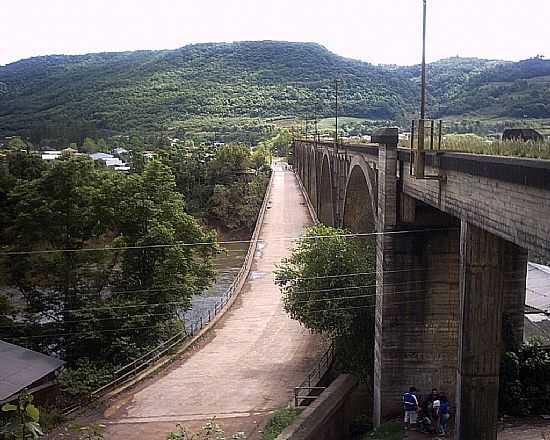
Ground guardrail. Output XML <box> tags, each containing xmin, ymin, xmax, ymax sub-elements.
<box><xmin>62</xmin><ymin>170</ymin><xmax>275</xmax><ymax>415</ymax></box>
<box><xmin>294</xmin><ymin>342</ymin><xmax>335</xmax><ymax>407</ymax></box>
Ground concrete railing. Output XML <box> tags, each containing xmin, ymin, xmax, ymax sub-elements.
<box><xmin>278</xmin><ymin>374</ymin><xmax>358</xmax><ymax>440</ymax></box>
<box><xmin>63</xmin><ymin>170</ymin><xmax>275</xmax><ymax>415</ymax></box>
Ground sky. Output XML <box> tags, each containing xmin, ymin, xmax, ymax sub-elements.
<box><xmin>2</xmin><ymin>0</ymin><xmax>549</xmax><ymax>67</ymax></box>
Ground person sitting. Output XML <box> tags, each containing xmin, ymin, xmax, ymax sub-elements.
<box><xmin>402</xmin><ymin>387</ymin><xmax>419</xmax><ymax>430</ymax></box>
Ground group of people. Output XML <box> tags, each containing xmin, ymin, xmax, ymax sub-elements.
<box><xmin>403</xmin><ymin>387</ymin><xmax>450</xmax><ymax>436</ymax></box>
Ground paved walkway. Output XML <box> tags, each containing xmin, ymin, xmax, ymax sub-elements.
<box><xmin>93</xmin><ymin>164</ymin><xmax>325</xmax><ymax>439</ymax></box>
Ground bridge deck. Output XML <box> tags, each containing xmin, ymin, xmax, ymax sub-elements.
<box><xmin>89</xmin><ymin>163</ymin><xmax>325</xmax><ymax>439</ymax></box>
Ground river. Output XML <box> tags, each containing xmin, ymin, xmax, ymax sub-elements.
<box><xmin>181</xmin><ymin>241</ymin><xmax>250</xmax><ymax>331</ymax></box>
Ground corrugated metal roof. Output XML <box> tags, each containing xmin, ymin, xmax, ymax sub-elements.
<box><xmin>0</xmin><ymin>340</ymin><xmax>64</xmax><ymax>401</ymax></box>
<box><xmin>526</xmin><ymin>262</ymin><xmax>550</xmax><ymax>313</ymax></box>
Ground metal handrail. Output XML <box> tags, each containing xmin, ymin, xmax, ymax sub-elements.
<box><xmin>62</xmin><ymin>169</ymin><xmax>275</xmax><ymax>415</ymax></box>
<box><xmin>294</xmin><ymin>342</ymin><xmax>335</xmax><ymax>407</ymax></box>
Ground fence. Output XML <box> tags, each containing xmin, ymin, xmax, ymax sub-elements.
<box><xmin>63</xmin><ymin>169</ymin><xmax>275</xmax><ymax>415</ymax></box>
<box><xmin>294</xmin><ymin>342</ymin><xmax>335</xmax><ymax>407</ymax></box>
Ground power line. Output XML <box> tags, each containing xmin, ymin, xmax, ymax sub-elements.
<box><xmin>0</xmin><ymin>265</ymin><xmax>447</xmax><ymax>308</ymax></box>
<box><xmin>4</xmin><ymin>293</ymin><xmax>450</xmax><ymax>341</ymax></box>
<box><xmin>0</xmin><ymin>227</ymin><xmax>457</xmax><ymax>256</ymax></box>
<box><xmin>0</xmin><ymin>284</ymin><xmax>429</xmax><ymax>330</ymax></box>
<box><xmin>3</xmin><ymin>274</ymin><xmax>429</xmax><ymax>317</ymax></box>
<box><xmin>7</xmin><ymin>280</ymin><xmax>519</xmax><ymax>339</ymax></box>
<box><xmin>1</xmin><ymin>268</ymin><xmax>535</xmax><ymax>321</ymax></box>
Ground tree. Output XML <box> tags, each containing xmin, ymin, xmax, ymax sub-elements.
<box><xmin>275</xmin><ymin>225</ymin><xmax>376</xmax><ymax>380</ymax></box>
<box><xmin>250</xmin><ymin>146</ymin><xmax>271</xmax><ymax>171</ymax></box>
<box><xmin>0</xmin><ymin>158</ymin><xmax>218</xmax><ymax>366</ymax></box>
<box><xmin>4</xmin><ymin>137</ymin><xmax>29</xmax><ymax>152</ymax></box>
<box><xmin>80</xmin><ymin>137</ymin><xmax>98</xmax><ymax>153</ymax></box>
<box><xmin>207</xmin><ymin>144</ymin><xmax>251</xmax><ymax>184</ymax></box>
<box><xmin>271</xmin><ymin>129</ymin><xmax>292</xmax><ymax>157</ymax></box>
<box><xmin>7</xmin><ymin>152</ymin><xmax>46</xmax><ymax>181</ymax></box>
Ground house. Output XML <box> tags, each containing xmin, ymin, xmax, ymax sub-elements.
<box><xmin>502</xmin><ymin>128</ymin><xmax>544</xmax><ymax>142</ymax></box>
<box><xmin>41</xmin><ymin>150</ymin><xmax>62</xmax><ymax>161</ymax></box>
<box><xmin>0</xmin><ymin>341</ymin><xmax>64</xmax><ymax>404</ymax></box>
<box><xmin>112</xmin><ymin>147</ymin><xmax>129</xmax><ymax>157</ymax></box>
<box><xmin>89</xmin><ymin>152</ymin><xmax>114</xmax><ymax>161</ymax></box>
<box><xmin>90</xmin><ymin>152</ymin><xmax>129</xmax><ymax>171</ymax></box>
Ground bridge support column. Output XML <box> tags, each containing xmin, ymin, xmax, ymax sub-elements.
<box><xmin>502</xmin><ymin>243</ymin><xmax>527</xmax><ymax>351</ymax></box>
<box><xmin>456</xmin><ymin>221</ymin><xmax>512</xmax><ymax>440</ymax></box>
<box><xmin>374</xmin><ymin>129</ymin><xmax>461</xmax><ymax>423</ymax></box>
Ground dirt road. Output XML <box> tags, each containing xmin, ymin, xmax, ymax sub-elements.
<box><xmin>94</xmin><ymin>164</ymin><xmax>325</xmax><ymax>439</ymax></box>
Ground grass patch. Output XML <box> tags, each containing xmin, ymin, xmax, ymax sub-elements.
<box><xmin>401</xmin><ymin>134</ymin><xmax>550</xmax><ymax>160</ymax></box>
<box><xmin>260</xmin><ymin>407</ymin><xmax>302</xmax><ymax>440</ymax></box>
<box><xmin>362</xmin><ymin>422</ymin><xmax>404</xmax><ymax>440</ymax></box>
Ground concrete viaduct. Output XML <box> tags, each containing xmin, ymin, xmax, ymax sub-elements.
<box><xmin>293</xmin><ymin>129</ymin><xmax>550</xmax><ymax>440</ymax></box>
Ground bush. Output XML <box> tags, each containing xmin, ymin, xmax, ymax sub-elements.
<box><xmin>261</xmin><ymin>407</ymin><xmax>302</xmax><ymax>440</ymax></box>
<box><xmin>500</xmin><ymin>339</ymin><xmax>550</xmax><ymax>415</ymax></box>
<box><xmin>167</xmin><ymin>420</ymin><xmax>244</xmax><ymax>439</ymax></box>
<box><xmin>58</xmin><ymin>359</ymin><xmax>114</xmax><ymax>398</ymax></box>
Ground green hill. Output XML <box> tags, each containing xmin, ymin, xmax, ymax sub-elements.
<box><xmin>0</xmin><ymin>41</ymin><xmax>549</xmax><ymax>141</ymax></box>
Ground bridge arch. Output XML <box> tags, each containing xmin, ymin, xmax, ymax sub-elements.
<box><xmin>318</xmin><ymin>153</ymin><xmax>335</xmax><ymax>225</ymax></box>
<box><xmin>303</xmin><ymin>147</ymin><xmax>310</xmax><ymax>194</ymax></box>
<box><xmin>342</xmin><ymin>158</ymin><xmax>377</xmax><ymax>233</ymax></box>
<box><xmin>307</xmin><ymin>148</ymin><xmax>317</xmax><ymax>211</ymax></box>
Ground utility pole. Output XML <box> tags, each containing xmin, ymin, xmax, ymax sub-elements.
<box><xmin>415</xmin><ymin>0</ymin><xmax>427</xmax><ymax>178</ymax></box>
<box><xmin>335</xmin><ymin>79</ymin><xmax>340</xmax><ymax>152</ymax></box>
<box><xmin>420</xmin><ymin>0</ymin><xmax>427</xmax><ymax>122</ymax></box>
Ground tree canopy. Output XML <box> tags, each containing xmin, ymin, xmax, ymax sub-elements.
<box><xmin>275</xmin><ymin>225</ymin><xmax>376</xmax><ymax>380</ymax></box>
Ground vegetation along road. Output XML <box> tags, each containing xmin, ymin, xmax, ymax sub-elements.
<box><xmin>87</xmin><ymin>162</ymin><xmax>325</xmax><ymax>439</ymax></box>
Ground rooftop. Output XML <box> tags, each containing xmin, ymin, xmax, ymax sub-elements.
<box><xmin>0</xmin><ymin>340</ymin><xmax>64</xmax><ymax>402</ymax></box>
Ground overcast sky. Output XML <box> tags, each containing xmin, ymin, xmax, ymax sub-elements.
<box><xmin>2</xmin><ymin>0</ymin><xmax>549</xmax><ymax>66</ymax></box>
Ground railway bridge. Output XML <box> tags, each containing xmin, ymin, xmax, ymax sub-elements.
<box><xmin>293</xmin><ymin>129</ymin><xmax>550</xmax><ymax>440</ymax></box>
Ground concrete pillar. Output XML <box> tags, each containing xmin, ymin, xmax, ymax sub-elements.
<box><xmin>373</xmin><ymin>129</ymin><xmax>461</xmax><ymax>423</ymax></box>
<box><xmin>456</xmin><ymin>221</ymin><xmax>506</xmax><ymax>440</ymax></box>
<box><xmin>373</xmin><ymin>130</ymin><xmax>399</xmax><ymax>425</ymax></box>
<box><xmin>502</xmin><ymin>242</ymin><xmax>527</xmax><ymax>352</ymax></box>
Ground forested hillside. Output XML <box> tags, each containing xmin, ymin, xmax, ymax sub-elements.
<box><xmin>0</xmin><ymin>41</ymin><xmax>549</xmax><ymax>140</ymax></box>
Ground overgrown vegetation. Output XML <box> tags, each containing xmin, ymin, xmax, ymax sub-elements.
<box><xmin>400</xmin><ymin>133</ymin><xmax>550</xmax><ymax>160</ymax></box>
<box><xmin>260</xmin><ymin>407</ymin><xmax>302</xmax><ymax>440</ymax></box>
<box><xmin>500</xmin><ymin>339</ymin><xmax>550</xmax><ymax>416</ymax></box>
<box><xmin>441</xmin><ymin>134</ymin><xmax>550</xmax><ymax>160</ymax></box>
<box><xmin>275</xmin><ymin>225</ymin><xmax>376</xmax><ymax>381</ymax></box>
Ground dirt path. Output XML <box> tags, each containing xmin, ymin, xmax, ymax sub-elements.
<box><xmin>93</xmin><ymin>164</ymin><xmax>325</xmax><ymax>439</ymax></box>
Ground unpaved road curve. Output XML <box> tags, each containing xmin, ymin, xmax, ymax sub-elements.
<box><xmin>93</xmin><ymin>164</ymin><xmax>325</xmax><ymax>439</ymax></box>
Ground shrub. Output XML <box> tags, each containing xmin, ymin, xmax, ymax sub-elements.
<box><xmin>261</xmin><ymin>407</ymin><xmax>302</xmax><ymax>440</ymax></box>
<box><xmin>58</xmin><ymin>359</ymin><xmax>114</xmax><ymax>398</ymax></box>
<box><xmin>500</xmin><ymin>339</ymin><xmax>550</xmax><ymax>415</ymax></box>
